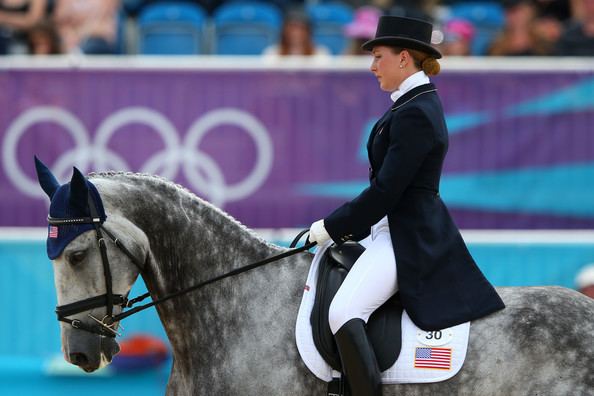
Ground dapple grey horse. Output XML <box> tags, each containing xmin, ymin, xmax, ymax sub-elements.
<box><xmin>42</xmin><ymin>171</ymin><xmax>594</xmax><ymax>395</ymax></box>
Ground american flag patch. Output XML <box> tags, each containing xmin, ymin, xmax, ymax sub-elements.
<box><xmin>48</xmin><ymin>226</ymin><xmax>59</xmax><ymax>239</ymax></box>
<box><xmin>414</xmin><ymin>347</ymin><xmax>452</xmax><ymax>370</ymax></box>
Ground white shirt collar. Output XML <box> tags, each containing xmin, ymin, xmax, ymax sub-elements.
<box><xmin>390</xmin><ymin>71</ymin><xmax>430</xmax><ymax>103</ymax></box>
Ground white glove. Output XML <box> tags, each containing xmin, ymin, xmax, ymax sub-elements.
<box><xmin>309</xmin><ymin>219</ymin><xmax>331</xmax><ymax>245</ymax></box>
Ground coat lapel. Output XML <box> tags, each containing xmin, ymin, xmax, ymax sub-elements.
<box><xmin>391</xmin><ymin>83</ymin><xmax>437</xmax><ymax>112</ymax></box>
<box><xmin>366</xmin><ymin>83</ymin><xmax>438</xmax><ymax>176</ymax></box>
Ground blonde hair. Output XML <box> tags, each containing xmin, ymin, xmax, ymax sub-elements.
<box><xmin>391</xmin><ymin>47</ymin><xmax>441</xmax><ymax>76</ymax></box>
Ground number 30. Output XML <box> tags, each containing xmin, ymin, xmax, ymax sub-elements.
<box><xmin>426</xmin><ymin>331</ymin><xmax>442</xmax><ymax>340</ymax></box>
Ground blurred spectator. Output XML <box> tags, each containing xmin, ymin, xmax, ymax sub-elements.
<box><xmin>263</xmin><ymin>8</ymin><xmax>330</xmax><ymax>57</ymax></box>
<box><xmin>534</xmin><ymin>0</ymin><xmax>571</xmax><ymax>21</ymax></box>
<box><xmin>26</xmin><ymin>19</ymin><xmax>60</xmax><ymax>54</ymax></box>
<box><xmin>438</xmin><ymin>18</ymin><xmax>475</xmax><ymax>56</ymax></box>
<box><xmin>570</xmin><ymin>0</ymin><xmax>586</xmax><ymax>19</ymax></box>
<box><xmin>525</xmin><ymin>1</ymin><xmax>569</xmax><ymax>56</ymax></box>
<box><xmin>488</xmin><ymin>0</ymin><xmax>541</xmax><ymax>56</ymax></box>
<box><xmin>554</xmin><ymin>0</ymin><xmax>594</xmax><ymax>55</ymax></box>
<box><xmin>52</xmin><ymin>0</ymin><xmax>119</xmax><ymax>54</ymax></box>
<box><xmin>0</xmin><ymin>0</ymin><xmax>47</xmax><ymax>54</ymax></box>
<box><xmin>575</xmin><ymin>263</ymin><xmax>594</xmax><ymax>298</ymax></box>
<box><xmin>343</xmin><ymin>6</ymin><xmax>381</xmax><ymax>55</ymax></box>
<box><xmin>532</xmin><ymin>7</ymin><xmax>565</xmax><ymax>54</ymax></box>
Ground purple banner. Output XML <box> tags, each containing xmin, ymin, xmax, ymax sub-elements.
<box><xmin>2</xmin><ymin>66</ymin><xmax>594</xmax><ymax>229</ymax></box>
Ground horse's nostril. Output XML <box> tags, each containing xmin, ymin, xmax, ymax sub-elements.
<box><xmin>69</xmin><ymin>352</ymin><xmax>89</xmax><ymax>366</ymax></box>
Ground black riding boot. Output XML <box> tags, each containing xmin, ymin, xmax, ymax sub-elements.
<box><xmin>334</xmin><ymin>318</ymin><xmax>382</xmax><ymax>396</ymax></box>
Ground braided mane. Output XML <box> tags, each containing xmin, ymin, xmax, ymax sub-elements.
<box><xmin>88</xmin><ymin>170</ymin><xmax>275</xmax><ymax>248</ymax></box>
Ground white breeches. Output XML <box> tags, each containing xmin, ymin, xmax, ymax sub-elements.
<box><xmin>328</xmin><ymin>217</ymin><xmax>398</xmax><ymax>335</ymax></box>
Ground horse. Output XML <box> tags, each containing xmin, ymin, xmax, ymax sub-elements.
<box><xmin>38</xmin><ymin>169</ymin><xmax>594</xmax><ymax>396</ymax></box>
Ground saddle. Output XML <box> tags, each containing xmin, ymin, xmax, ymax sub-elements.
<box><xmin>310</xmin><ymin>241</ymin><xmax>403</xmax><ymax>372</ymax></box>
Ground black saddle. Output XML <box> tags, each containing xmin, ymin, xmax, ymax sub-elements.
<box><xmin>311</xmin><ymin>241</ymin><xmax>403</xmax><ymax>372</ymax></box>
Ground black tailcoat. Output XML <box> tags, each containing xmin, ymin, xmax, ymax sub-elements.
<box><xmin>324</xmin><ymin>83</ymin><xmax>505</xmax><ymax>331</ymax></box>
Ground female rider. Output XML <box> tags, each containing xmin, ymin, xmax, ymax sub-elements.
<box><xmin>308</xmin><ymin>15</ymin><xmax>505</xmax><ymax>396</ymax></box>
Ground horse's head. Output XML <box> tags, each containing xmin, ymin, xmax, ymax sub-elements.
<box><xmin>35</xmin><ymin>158</ymin><xmax>149</xmax><ymax>372</ymax></box>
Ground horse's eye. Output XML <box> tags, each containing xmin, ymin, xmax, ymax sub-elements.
<box><xmin>69</xmin><ymin>250</ymin><xmax>87</xmax><ymax>265</ymax></box>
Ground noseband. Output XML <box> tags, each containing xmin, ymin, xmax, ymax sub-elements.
<box><xmin>50</xmin><ymin>194</ymin><xmax>315</xmax><ymax>338</ymax></box>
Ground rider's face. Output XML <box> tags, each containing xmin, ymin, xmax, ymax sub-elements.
<box><xmin>370</xmin><ymin>46</ymin><xmax>405</xmax><ymax>92</ymax></box>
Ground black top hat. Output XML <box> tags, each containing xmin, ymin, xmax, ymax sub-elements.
<box><xmin>362</xmin><ymin>15</ymin><xmax>442</xmax><ymax>59</ymax></box>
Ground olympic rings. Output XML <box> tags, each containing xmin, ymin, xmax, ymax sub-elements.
<box><xmin>2</xmin><ymin>106</ymin><xmax>274</xmax><ymax>208</ymax></box>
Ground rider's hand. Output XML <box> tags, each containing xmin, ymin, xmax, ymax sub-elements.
<box><xmin>309</xmin><ymin>219</ymin><xmax>331</xmax><ymax>245</ymax></box>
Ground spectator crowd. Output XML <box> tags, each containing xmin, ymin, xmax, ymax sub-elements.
<box><xmin>0</xmin><ymin>0</ymin><xmax>592</xmax><ymax>57</ymax></box>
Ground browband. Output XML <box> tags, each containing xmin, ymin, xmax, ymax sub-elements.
<box><xmin>48</xmin><ymin>216</ymin><xmax>102</xmax><ymax>225</ymax></box>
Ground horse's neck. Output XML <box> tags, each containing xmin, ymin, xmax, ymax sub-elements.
<box><xmin>103</xmin><ymin>176</ymin><xmax>310</xmax><ymax>371</ymax></box>
<box><xmin>111</xmin><ymin>175</ymin><xmax>280</xmax><ymax>284</ymax></box>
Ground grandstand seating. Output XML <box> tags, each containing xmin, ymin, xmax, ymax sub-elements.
<box><xmin>306</xmin><ymin>2</ymin><xmax>353</xmax><ymax>55</ymax></box>
<box><xmin>213</xmin><ymin>2</ymin><xmax>282</xmax><ymax>55</ymax></box>
<box><xmin>449</xmin><ymin>2</ymin><xmax>505</xmax><ymax>55</ymax></box>
<box><xmin>75</xmin><ymin>0</ymin><xmax>513</xmax><ymax>57</ymax></box>
<box><xmin>137</xmin><ymin>2</ymin><xmax>208</xmax><ymax>55</ymax></box>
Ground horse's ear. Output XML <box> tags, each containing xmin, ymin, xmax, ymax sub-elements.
<box><xmin>69</xmin><ymin>166</ymin><xmax>89</xmax><ymax>209</ymax></box>
<box><xmin>34</xmin><ymin>156</ymin><xmax>60</xmax><ymax>199</ymax></box>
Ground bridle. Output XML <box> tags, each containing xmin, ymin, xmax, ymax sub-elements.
<box><xmin>50</xmin><ymin>193</ymin><xmax>145</xmax><ymax>337</ymax></box>
<box><xmin>50</xmin><ymin>193</ymin><xmax>315</xmax><ymax>338</ymax></box>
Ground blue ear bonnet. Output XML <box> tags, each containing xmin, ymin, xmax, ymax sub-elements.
<box><xmin>35</xmin><ymin>157</ymin><xmax>107</xmax><ymax>260</ymax></box>
<box><xmin>46</xmin><ymin>181</ymin><xmax>107</xmax><ymax>260</ymax></box>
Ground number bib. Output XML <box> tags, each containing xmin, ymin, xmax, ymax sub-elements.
<box><xmin>416</xmin><ymin>329</ymin><xmax>454</xmax><ymax>346</ymax></box>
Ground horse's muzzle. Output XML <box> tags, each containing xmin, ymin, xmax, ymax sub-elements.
<box><xmin>64</xmin><ymin>329</ymin><xmax>120</xmax><ymax>372</ymax></box>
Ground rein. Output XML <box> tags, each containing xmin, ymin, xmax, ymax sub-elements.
<box><xmin>51</xmin><ymin>199</ymin><xmax>315</xmax><ymax>338</ymax></box>
<box><xmin>113</xmin><ymin>230</ymin><xmax>315</xmax><ymax>323</ymax></box>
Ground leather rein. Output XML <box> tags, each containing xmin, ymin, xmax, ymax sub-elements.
<box><xmin>50</xmin><ymin>196</ymin><xmax>315</xmax><ymax>338</ymax></box>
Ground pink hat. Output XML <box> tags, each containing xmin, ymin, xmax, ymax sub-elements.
<box><xmin>344</xmin><ymin>6</ymin><xmax>382</xmax><ymax>39</ymax></box>
<box><xmin>443</xmin><ymin>18</ymin><xmax>475</xmax><ymax>43</ymax></box>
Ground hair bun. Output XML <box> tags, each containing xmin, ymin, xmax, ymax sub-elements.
<box><xmin>422</xmin><ymin>57</ymin><xmax>441</xmax><ymax>76</ymax></box>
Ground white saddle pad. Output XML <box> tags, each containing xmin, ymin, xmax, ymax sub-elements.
<box><xmin>295</xmin><ymin>242</ymin><xmax>470</xmax><ymax>384</ymax></box>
